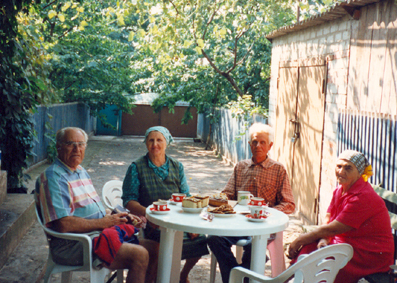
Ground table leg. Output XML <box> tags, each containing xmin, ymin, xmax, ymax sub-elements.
<box><xmin>170</xmin><ymin>231</ymin><xmax>184</xmax><ymax>282</ymax></box>
<box><xmin>250</xmin><ymin>234</ymin><xmax>269</xmax><ymax>283</ymax></box>
<box><xmin>156</xmin><ymin>227</ymin><xmax>183</xmax><ymax>283</ymax></box>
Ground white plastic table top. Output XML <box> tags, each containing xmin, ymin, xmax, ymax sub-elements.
<box><xmin>146</xmin><ymin>203</ymin><xmax>289</xmax><ymax>283</ymax></box>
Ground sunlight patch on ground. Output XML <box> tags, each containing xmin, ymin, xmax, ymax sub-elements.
<box><xmin>99</xmin><ymin>161</ymin><xmax>126</xmax><ymax>165</ymax></box>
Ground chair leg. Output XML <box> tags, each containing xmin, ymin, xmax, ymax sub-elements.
<box><xmin>117</xmin><ymin>269</ymin><xmax>124</xmax><ymax>283</ymax></box>
<box><xmin>60</xmin><ymin>271</ymin><xmax>73</xmax><ymax>283</ymax></box>
<box><xmin>210</xmin><ymin>252</ymin><xmax>217</xmax><ymax>283</ymax></box>
<box><xmin>43</xmin><ymin>260</ymin><xmax>56</xmax><ymax>283</ymax></box>
<box><xmin>90</xmin><ymin>267</ymin><xmax>110</xmax><ymax>283</ymax></box>
<box><xmin>267</xmin><ymin>231</ymin><xmax>286</xmax><ymax>277</ymax></box>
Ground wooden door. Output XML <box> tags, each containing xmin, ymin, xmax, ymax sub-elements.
<box><xmin>274</xmin><ymin>60</ymin><xmax>326</xmax><ymax>224</ymax></box>
<box><xmin>293</xmin><ymin>64</ymin><xmax>326</xmax><ymax>224</ymax></box>
<box><xmin>273</xmin><ymin>64</ymin><xmax>298</xmax><ymax>181</ymax></box>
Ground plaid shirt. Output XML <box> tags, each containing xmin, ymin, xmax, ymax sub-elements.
<box><xmin>222</xmin><ymin>157</ymin><xmax>295</xmax><ymax>214</ymax></box>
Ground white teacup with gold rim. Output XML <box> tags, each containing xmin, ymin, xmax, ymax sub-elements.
<box><xmin>237</xmin><ymin>191</ymin><xmax>254</xmax><ymax>205</ymax></box>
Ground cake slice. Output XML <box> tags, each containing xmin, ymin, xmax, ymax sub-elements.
<box><xmin>195</xmin><ymin>194</ymin><xmax>210</xmax><ymax>207</ymax></box>
<box><xmin>182</xmin><ymin>197</ymin><xmax>201</xmax><ymax>208</ymax></box>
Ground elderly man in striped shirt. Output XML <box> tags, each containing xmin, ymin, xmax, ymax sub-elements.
<box><xmin>35</xmin><ymin>127</ymin><xmax>158</xmax><ymax>283</ymax></box>
<box><xmin>207</xmin><ymin>123</ymin><xmax>295</xmax><ymax>283</ymax></box>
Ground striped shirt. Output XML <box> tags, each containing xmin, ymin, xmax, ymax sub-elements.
<box><xmin>222</xmin><ymin>157</ymin><xmax>295</xmax><ymax>214</ymax></box>
<box><xmin>36</xmin><ymin>158</ymin><xmax>106</xmax><ymax>226</ymax></box>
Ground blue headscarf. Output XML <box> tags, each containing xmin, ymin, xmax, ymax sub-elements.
<box><xmin>143</xmin><ymin>126</ymin><xmax>174</xmax><ymax>145</ymax></box>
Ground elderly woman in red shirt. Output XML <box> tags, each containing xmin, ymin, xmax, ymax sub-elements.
<box><xmin>288</xmin><ymin>150</ymin><xmax>394</xmax><ymax>283</ymax></box>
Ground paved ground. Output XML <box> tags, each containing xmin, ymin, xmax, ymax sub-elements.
<box><xmin>5</xmin><ymin>135</ymin><xmax>305</xmax><ymax>283</ymax></box>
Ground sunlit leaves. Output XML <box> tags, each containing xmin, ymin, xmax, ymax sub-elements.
<box><xmin>128</xmin><ymin>31</ymin><xmax>135</xmax><ymax>41</ymax></box>
<box><xmin>79</xmin><ymin>20</ymin><xmax>88</xmax><ymax>30</ymax></box>
<box><xmin>62</xmin><ymin>2</ymin><xmax>71</xmax><ymax>12</ymax></box>
<box><xmin>197</xmin><ymin>39</ymin><xmax>204</xmax><ymax>48</ymax></box>
<box><xmin>58</xmin><ymin>14</ymin><xmax>65</xmax><ymax>22</ymax></box>
<box><xmin>48</xmin><ymin>10</ymin><xmax>57</xmax><ymax>19</ymax></box>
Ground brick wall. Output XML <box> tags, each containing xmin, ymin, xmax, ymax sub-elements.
<box><xmin>268</xmin><ymin>15</ymin><xmax>352</xmax><ymax>223</ymax></box>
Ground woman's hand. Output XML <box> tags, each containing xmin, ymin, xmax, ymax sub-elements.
<box><xmin>126</xmin><ymin>214</ymin><xmax>145</xmax><ymax>228</ymax></box>
<box><xmin>288</xmin><ymin>237</ymin><xmax>303</xmax><ymax>259</ymax></box>
<box><xmin>317</xmin><ymin>238</ymin><xmax>329</xmax><ymax>249</ymax></box>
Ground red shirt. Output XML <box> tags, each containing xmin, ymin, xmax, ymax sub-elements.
<box><xmin>328</xmin><ymin>178</ymin><xmax>394</xmax><ymax>282</ymax></box>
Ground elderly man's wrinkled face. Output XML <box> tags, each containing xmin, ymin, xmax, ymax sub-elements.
<box><xmin>57</xmin><ymin>129</ymin><xmax>86</xmax><ymax>170</ymax></box>
<box><xmin>146</xmin><ymin>131</ymin><xmax>167</xmax><ymax>157</ymax></box>
<box><xmin>335</xmin><ymin>159</ymin><xmax>361</xmax><ymax>190</ymax></box>
<box><xmin>249</xmin><ymin>132</ymin><xmax>273</xmax><ymax>164</ymax></box>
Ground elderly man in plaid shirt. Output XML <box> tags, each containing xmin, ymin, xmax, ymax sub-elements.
<box><xmin>207</xmin><ymin>122</ymin><xmax>295</xmax><ymax>283</ymax></box>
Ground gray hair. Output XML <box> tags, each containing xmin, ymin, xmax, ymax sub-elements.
<box><xmin>249</xmin><ymin>123</ymin><xmax>274</xmax><ymax>143</ymax></box>
<box><xmin>56</xmin><ymin>127</ymin><xmax>88</xmax><ymax>147</ymax></box>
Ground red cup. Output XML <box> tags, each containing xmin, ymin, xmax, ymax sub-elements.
<box><xmin>250</xmin><ymin>197</ymin><xmax>265</xmax><ymax>206</ymax></box>
<box><xmin>153</xmin><ymin>201</ymin><xmax>168</xmax><ymax>211</ymax></box>
<box><xmin>172</xmin><ymin>193</ymin><xmax>186</xmax><ymax>202</ymax></box>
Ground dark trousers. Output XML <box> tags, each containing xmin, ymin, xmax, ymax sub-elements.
<box><xmin>207</xmin><ymin>234</ymin><xmax>275</xmax><ymax>283</ymax></box>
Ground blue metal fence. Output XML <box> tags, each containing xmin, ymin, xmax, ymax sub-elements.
<box><xmin>197</xmin><ymin>109</ymin><xmax>267</xmax><ymax>164</ymax></box>
<box><xmin>338</xmin><ymin>109</ymin><xmax>397</xmax><ymax>192</ymax></box>
<box><xmin>31</xmin><ymin>103</ymin><xmax>95</xmax><ymax>164</ymax></box>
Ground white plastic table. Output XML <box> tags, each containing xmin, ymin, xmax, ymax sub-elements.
<box><xmin>146</xmin><ymin>203</ymin><xmax>289</xmax><ymax>283</ymax></box>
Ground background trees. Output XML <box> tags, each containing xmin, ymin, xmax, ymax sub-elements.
<box><xmin>1</xmin><ymin>0</ymin><xmax>338</xmax><ymax>191</ymax></box>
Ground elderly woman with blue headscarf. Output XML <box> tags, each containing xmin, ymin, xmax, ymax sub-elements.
<box><xmin>288</xmin><ymin>150</ymin><xmax>394</xmax><ymax>283</ymax></box>
<box><xmin>122</xmin><ymin>126</ymin><xmax>208</xmax><ymax>283</ymax></box>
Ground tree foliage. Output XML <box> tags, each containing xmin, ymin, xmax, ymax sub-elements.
<box><xmin>0</xmin><ymin>0</ymin><xmax>50</xmax><ymax>192</ymax></box>
<box><xmin>35</xmin><ymin>0</ymin><xmax>137</xmax><ymax>117</ymax></box>
<box><xmin>124</xmin><ymin>0</ymin><xmax>296</xmax><ymax>122</ymax></box>
<box><xmin>0</xmin><ymin>0</ymin><xmax>337</xmax><ymax>191</ymax></box>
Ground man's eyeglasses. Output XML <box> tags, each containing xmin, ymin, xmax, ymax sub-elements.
<box><xmin>63</xmin><ymin>141</ymin><xmax>87</xmax><ymax>148</ymax></box>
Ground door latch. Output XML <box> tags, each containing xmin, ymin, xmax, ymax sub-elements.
<box><xmin>291</xmin><ymin>132</ymin><xmax>300</xmax><ymax>143</ymax></box>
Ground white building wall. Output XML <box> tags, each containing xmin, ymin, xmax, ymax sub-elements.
<box><xmin>268</xmin><ymin>15</ymin><xmax>352</xmax><ymax>223</ymax></box>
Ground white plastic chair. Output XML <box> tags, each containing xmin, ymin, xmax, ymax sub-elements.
<box><xmin>102</xmin><ymin>180</ymin><xmax>123</xmax><ymax>210</ymax></box>
<box><xmin>35</xmin><ymin>206</ymin><xmax>110</xmax><ymax>283</ymax></box>
<box><xmin>228</xmin><ymin>243</ymin><xmax>354</xmax><ymax>283</ymax></box>
<box><xmin>101</xmin><ymin>180</ymin><xmax>127</xmax><ymax>283</ymax></box>
<box><xmin>210</xmin><ymin>231</ymin><xmax>286</xmax><ymax>283</ymax></box>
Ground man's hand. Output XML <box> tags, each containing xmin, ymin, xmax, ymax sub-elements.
<box><xmin>102</xmin><ymin>212</ymin><xmax>129</xmax><ymax>228</ymax></box>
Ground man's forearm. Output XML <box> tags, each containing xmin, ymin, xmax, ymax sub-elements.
<box><xmin>52</xmin><ymin>216</ymin><xmax>106</xmax><ymax>233</ymax></box>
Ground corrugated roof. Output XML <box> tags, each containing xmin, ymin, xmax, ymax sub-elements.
<box><xmin>266</xmin><ymin>0</ymin><xmax>382</xmax><ymax>41</ymax></box>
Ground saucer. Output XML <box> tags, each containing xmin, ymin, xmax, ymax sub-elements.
<box><xmin>150</xmin><ymin>207</ymin><xmax>170</xmax><ymax>215</ymax></box>
<box><xmin>245</xmin><ymin>214</ymin><xmax>268</xmax><ymax>222</ymax></box>
<box><xmin>169</xmin><ymin>199</ymin><xmax>182</xmax><ymax>205</ymax></box>
<box><xmin>210</xmin><ymin>212</ymin><xmax>236</xmax><ymax>218</ymax></box>
<box><xmin>181</xmin><ymin>207</ymin><xmax>206</xmax><ymax>213</ymax></box>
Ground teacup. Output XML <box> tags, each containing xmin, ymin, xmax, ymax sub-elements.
<box><xmin>249</xmin><ymin>205</ymin><xmax>265</xmax><ymax>219</ymax></box>
<box><xmin>250</xmin><ymin>197</ymin><xmax>265</xmax><ymax>206</ymax></box>
<box><xmin>153</xmin><ymin>201</ymin><xmax>168</xmax><ymax>211</ymax></box>
<box><xmin>237</xmin><ymin>191</ymin><xmax>254</xmax><ymax>206</ymax></box>
<box><xmin>171</xmin><ymin>193</ymin><xmax>186</xmax><ymax>202</ymax></box>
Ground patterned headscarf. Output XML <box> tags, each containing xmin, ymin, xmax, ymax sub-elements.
<box><xmin>143</xmin><ymin>126</ymin><xmax>174</xmax><ymax>145</ymax></box>
<box><xmin>338</xmin><ymin>150</ymin><xmax>373</xmax><ymax>182</ymax></box>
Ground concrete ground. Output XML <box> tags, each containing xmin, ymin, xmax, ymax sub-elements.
<box><xmin>0</xmin><ymin>135</ymin><xmax>305</xmax><ymax>283</ymax></box>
